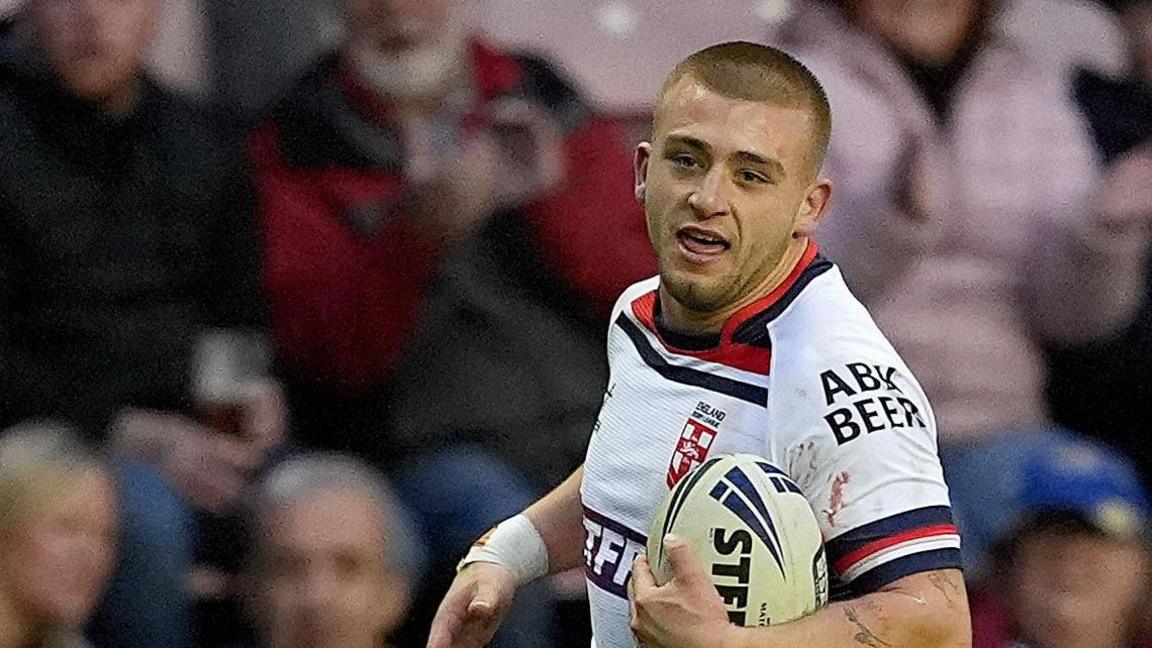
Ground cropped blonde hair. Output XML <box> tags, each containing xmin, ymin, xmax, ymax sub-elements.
<box><xmin>655</xmin><ymin>41</ymin><xmax>832</xmax><ymax>176</ymax></box>
<box><xmin>0</xmin><ymin>420</ymin><xmax>106</xmax><ymax>534</ymax></box>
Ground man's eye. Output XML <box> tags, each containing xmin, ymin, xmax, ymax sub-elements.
<box><xmin>672</xmin><ymin>154</ymin><xmax>699</xmax><ymax>169</ymax></box>
<box><xmin>740</xmin><ymin>170</ymin><xmax>770</xmax><ymax>184</ymax></box>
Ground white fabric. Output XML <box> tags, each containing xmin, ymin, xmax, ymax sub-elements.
<box><xmin>581</xmin><ymin>266</ymin><xmax>953</xmax><ymax>648</ymax></box>
<box><xmin>458</xmin><ymin>514</ymin><xmax>549</xmax><ymax>586</ymax></box>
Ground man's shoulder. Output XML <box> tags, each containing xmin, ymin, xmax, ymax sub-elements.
<box><xmin>609</xmin><ymin>276</ymin><xmax>661</xmax><ymax>323</ymax></box>
<box><xmin>766</xmin><ymin>266</ymin><xmax>905</xmax><ymax>378</ymax></box>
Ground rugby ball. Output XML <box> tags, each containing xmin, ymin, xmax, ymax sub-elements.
<box><xmin>646</xmin><ymin>454</ymin><xmax>829</xmax><ymax>627</ymax></box>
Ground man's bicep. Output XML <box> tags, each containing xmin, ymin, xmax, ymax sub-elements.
<box><xmin>877</xmin><ymin>568</ymin><xmax>971</xmax><ymax>641</ymax></box>
<box><xmin>879</xmin><ymin>568</ymin><xmax>967</xmax><ymax>603</ymax></box>
<box><xmin>840</xmin><ymin>569</ymin><xmax>970</xmax><ymax>648</ymax></box>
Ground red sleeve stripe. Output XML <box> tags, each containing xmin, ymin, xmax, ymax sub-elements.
<box><xmin>834</xmin><ymin>524</ymin><xmax>959</xmax><ymax>575</ymax></box>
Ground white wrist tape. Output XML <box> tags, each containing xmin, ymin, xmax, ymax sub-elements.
<box><xmin>458</xmin><ymin>514</ymin><xmax>549</xmax><ymax>585</ymax></box>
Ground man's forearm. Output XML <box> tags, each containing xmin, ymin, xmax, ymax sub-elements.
<box><xmin>524</xmin><ymin>465</ymin><xmax>587</xmax><ymax>574</ymax></box>
<box><xmin>725</xmin><ymin>570</ymin><xmax>970</xmax><ymax>648</ymax></box>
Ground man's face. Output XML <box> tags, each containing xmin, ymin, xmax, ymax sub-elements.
<box><xmin>635</xmin><ymin>78</ymin><xmax>828</xmax><ymax>317</ymax></box>
<box><xmin>337</xmin><ymin>0</ymin><xmax>465</xmax><ymax>98</ymax></box>
<box><xmin>851</xmin><ymin>0</ymin><xmax>980</xmax><ymax>66</ymax></box>
<box><xmin>339</xmin><ymin>0</ymin><xmax>454</xmax><ymax>55</ymax></box>
<box><xmin>0</xmin><ymin>469</ymin><xmax>117</xmax><ymax>629</ymax></box>
<box><xmin>1009</xmin><ymin>531</ymin><xmax>1151</xmax><ymax>648</ymax></box>
<box><xmin>252</xmin><ymin>489</ymin><xmax>408</xmax><ymax>648</ymax></box>
<box><xmin>25</xmin><ymin>0</ymin><xmax>155</xmax><ymax>103</ymax></box>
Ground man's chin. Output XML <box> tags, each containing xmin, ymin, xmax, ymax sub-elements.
<box><xmin>660</xmin><ymin>271</ymin><xmax>728</xmax><ymax>313</ymax></box>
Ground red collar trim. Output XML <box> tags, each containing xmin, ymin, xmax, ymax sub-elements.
<box><xmin>628</xmin><ymin>241</ymin><xmax>819</xmax><ymax>375</ymax></box>
<box><xmin>719</xmin><ymin>240</ymin><xmax>820</xmax><ymax>340</ymax></box>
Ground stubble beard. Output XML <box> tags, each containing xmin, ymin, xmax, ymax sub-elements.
<box><xmin>345</xmin><ymin>8</ymin><xmax>469</xmax><ymax>102</ymax></box>
<box><xmin>660</xmin><ymin>268</ymin><xmax>733</xmax><ymax>317</ymax></box>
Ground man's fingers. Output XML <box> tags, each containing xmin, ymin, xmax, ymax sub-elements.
<box><xmin>631</xmin><ymin>554</ymin><xmax>657</xmax><ymax>593</ymax></box>
<box><xmin>467</xmin><ymin>598</ymin><xmax>495</xmax><ymax>618</ymax></box>
<box><xmin>428</xmin><ymin>583</ymin><xmax>477</xmax><ymax>648</ymax></box>
<box><xmin>240</xmin><ymin>378</ymin><xmax>286</xmax><ymax>449</ymax></box>
<box><xmin>467</xmin><ymin>574</ymin><xmax>506</xmax><ymax>620</ymax></box>
<box><xmin>428</xmin><ymin>571</ymin><xmax>508</xmax><ymax>648</ymax></box>
<box><xmin>427</xmin><ymin>605</ymin><xmax>464</xmax><ymax>648</ymax></box>
<box><xmin>663</xmin><ymin>534</ymin><xmax>706</xmax><ymax>584</ymax></box>
<box><xmin>210</xmin><ymin>435</ymin><xmax>264</xmax><ymax>474</ymax></box>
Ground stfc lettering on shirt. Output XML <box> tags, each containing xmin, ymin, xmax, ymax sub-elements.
<box><xmin>583</xmin><ymin>507</ymin><xmax>646</xmax><ymax>599</ymax></box>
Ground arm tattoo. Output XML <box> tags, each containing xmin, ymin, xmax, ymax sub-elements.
<box><xmin>844</xmin><ymin>606</ymin><xmax>894</xmax><ymax>648</ymax></box>
<box><xmin>928</xmin><ymin>571</ymin><xmax>962</xmax><ymax>608</ymax></box>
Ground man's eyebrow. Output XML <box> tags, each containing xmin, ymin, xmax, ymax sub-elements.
<box><xmin>732</xmin><ymin>150</ymin><xmax>786</xmax><ymax>180</ymax></box>
<box><xmin>664</xmin><ymin>134</ymin><xmax>711</xmax><ymax>154</ymax></box>
<box><xmin>665</xmin><ymin>135</ymin><xmax>786</xmax><ymax>180</ymax></box>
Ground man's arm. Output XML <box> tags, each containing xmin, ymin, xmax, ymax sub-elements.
<box><xmin>525</xmin><ymin>464</ymin><xmax>588</xmax><ymax>574</ymax></box>
<box><xmin>206</xmin><ymin>151</ymin><xmax>267</xmax><ymax>331</ymax></box>
<box><xmin>427</xmin><ymin>465</ymin><xmax>587</xmax><ymax>648</ymax></box>
<box><xmin>630</xmin><ymin>537</ymin><xmax>969</xmax><ymax>648</ymax></box>
<box><xmin>727</xmin><ymin>569</ymin><xmax>969</xmax><ymax>648</ymax></box>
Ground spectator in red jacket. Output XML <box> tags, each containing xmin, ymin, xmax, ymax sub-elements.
<box><xmin>248</xmin><ymin>0</ymin><xmax>656</xmax><ymax>643</ymax></box>
<box><xmin>970</xmin><ymin>432</ymin><xmax>1151</xmax><ymax>648</ymax></box>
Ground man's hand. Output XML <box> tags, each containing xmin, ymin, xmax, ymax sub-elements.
<box><xmin>110</xmin><ymin>379</ymin><xmax>285</xmax><ymax>514</ymax></box>
<box><xmin>401</xmin><ymin>97</ymin><xmax>565</xmax><ymax>246</ymax></box>
<box><xmin>427</xmin><ymin>562</ymin><xmax>518</xmax><ymax>648</ymax></box>
<box><xmin>628</xmin><ymin>535</ymin><xmax>737</xmax><ymax>648</ymax></box>
<box><xmin>1098</xmin><ymin>143</ymin><xmax>1152</xmax><ymax>232</ymax></box>
<box><xmin>236</xmin><ymin>377</ymin><xmax>287</xmax><ymax>452</ymax></box>
<box><xmin>402</xmin><ymin>118</ymin><xmax>503</xmax><ymax>246</ymax></box>
<box><xmin>484</xmin><ymin>97</ymin><xmax>565</xmax><ymax>209</ymax></box>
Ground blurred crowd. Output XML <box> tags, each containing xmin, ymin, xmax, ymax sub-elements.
<box><xmin>0</xmin><ymin>0</ymin><xmax>1149</xmax><ymax>647</ymax></box>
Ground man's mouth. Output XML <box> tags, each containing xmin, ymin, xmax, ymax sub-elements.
<box><xmin>676</xmin><ymin>226</ymin><xmax>730</xmax><ymax>259</ymax></box>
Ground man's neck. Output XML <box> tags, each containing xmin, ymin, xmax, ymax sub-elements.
<box><xmin>659</xmin><ymin>237</ymin><xmax>810</xmax><ymax>336</ymax></box>
<box><xmin>96</xmin><ymin>76</ymin><xmax>143</xmax><ymax>119</ymax></box>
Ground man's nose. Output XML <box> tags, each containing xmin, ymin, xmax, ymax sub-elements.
<box><xmin>687</xmin><ymin>168</ymin><xmax>731</xmax><ymax>220</ymax></box>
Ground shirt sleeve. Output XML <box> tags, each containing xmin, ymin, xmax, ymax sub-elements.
<box><xmin>768</xmin><ymin>347</ymin><xmax>961</xmax><ymax>598</ymax></box>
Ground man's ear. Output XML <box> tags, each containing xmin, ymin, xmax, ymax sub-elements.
<box><xmin>793</xmin><ymin>178</ymin><xmax>833</xmax><ymax>238</ymax></box>
<box><xmin>634</xmin><ymin>142</ymin><xmax>652</xmax><ymax>203</ymax></box>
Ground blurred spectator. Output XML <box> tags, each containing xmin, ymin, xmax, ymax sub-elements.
<box><xmin>0</xmin><ymin>1</ymin><xmax>283</xmax><ymax>645</ymax></box>
<box><xmin>1000</xmin><ymin>0</ymin><xmax>1130</xmax><ymax>77</ymax></box>
<box><xmin>772</xmin><ymin>0</ymin><xmax>1152</xmax><ymax>577</ymax></box>
<box><xmin>1048</xmin><ymin>1</ymin><xmax>1152</xmax><ymax>482</ymax></box>
<box><xmin>251</xmin><ymin>0</ymin><xmax>654</xmax><ymax>484</ymax></box>
<box><xmin>240</xmin><ymin>454</ymin><xmax>416</xmax><ymax>648</ymax></box>
<box><xmin>250</xmin><ymin>0</ymin><xmax>654</xmax><ymax>642</ymax></box>
<box><xmin>1117</xmin><ymin>0</ymin><xmax>1152</xmax><ymax>83</ymax></box>
<box><xmin>970</xmin><ymin>432</ymin><xmax>1152</xmax><ymax>648</ymax></box>
<box><xmin>0</xmin><ymin>422</ymin><xmax>117</xmax><ymax>648</ymax></box>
